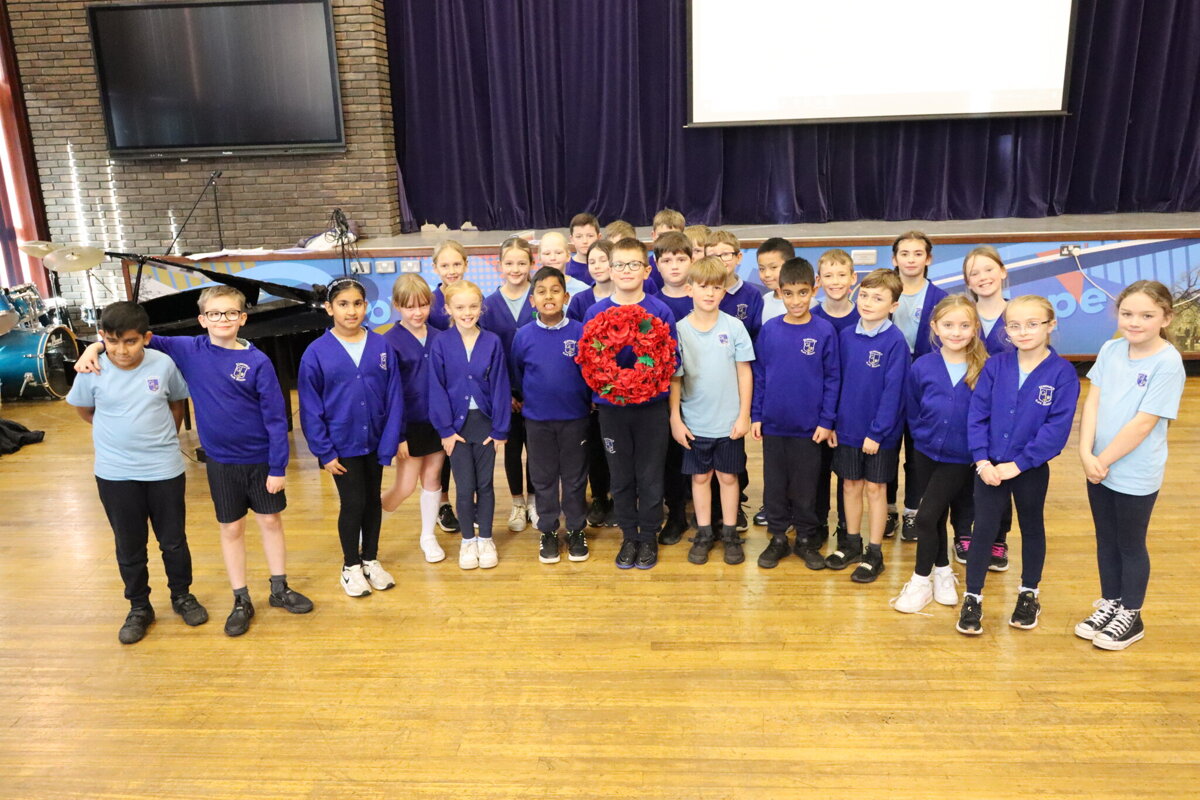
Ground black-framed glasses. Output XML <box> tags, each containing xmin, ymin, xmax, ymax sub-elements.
<box><xmin>611</xmin><ymin>261</ymin><xmax>647</xmax><ymax>272</ymax></box>
<box><xmin>203</xmin><ymin>309</ymin><xmax>245</xmax><ymax>321</ymax></box>
<box><xmin>712</xmin><ymin>251</ymin><xmax>738</xmax><ymax>261</ymax></box>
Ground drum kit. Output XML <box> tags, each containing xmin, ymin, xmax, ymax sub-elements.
<box><xmin>0</xmin><ymin>242</ymin><xmax>109</xmax><ymax>400</ymax></box>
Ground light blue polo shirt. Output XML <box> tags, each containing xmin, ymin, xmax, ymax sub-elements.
<box><xmin>674</xmin><ymin>312</ymin><xmax>755</xmax><ymax>439</ymax></box>
<box><xmin>66</xmin><ymin>349</ymin><xmax>190</xmax><ymax>481</ymax></box>
<box><xmin>1087</xmin><ymin>337</ymin><xmax>1185</xmax><ymax>495</ymax></box>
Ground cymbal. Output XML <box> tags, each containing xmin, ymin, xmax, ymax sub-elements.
<box><xmin>44</xmin><ymin>245</ymin><xmax>107</xmax><ymax>272</ymax></box>
<box><xmin>18</xmin><ymin>240</ymin><xmax>64</xmax><ymax>259</ymax></box>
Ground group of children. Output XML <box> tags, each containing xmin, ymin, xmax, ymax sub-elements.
<box><xmin>70</xmin><ymin>211</ymin><xmax>1185</xmax><ymax>652</ymax></box>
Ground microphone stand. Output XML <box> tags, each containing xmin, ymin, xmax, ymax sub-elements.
<box><xmin>164</xmin><ymin>170</ymin><xmax>224</xmax><ymax>258</ymax></box>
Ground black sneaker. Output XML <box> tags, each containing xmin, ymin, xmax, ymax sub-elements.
<box><xmin>634</xmin><ymin>541</ymin><xmax>658</xmax><ymax>570</ymax></box>
<box><xmin>1074</xmin><ymin>598</ymin><xmax>1121</xmax><ymax>641</ymax></box>
<box><xmin>118</xmin><ymin>605</ymin><xmax>155</xmax><ymax>645</ymax></box>
<box><xmin>224</xmin><ymin>596</ymin><xmax>255</xmax><ymax>637</ymax></box>
<box><xmin>437</xmin><ymin>503</ymin><xmax>461</xmax><ymax>533</ymax></box>
<box><xmin>796</xmin><ymin>537</ymin><xmax>828</xmax><ymax>571</ymax></box>
<box><xmin>850</xmin><ymin>548</ymin><xmax>885</xmax><ymax>583</ymax></box>
<box><xmin>988</xmin><ymin>542</ymin><xmax>1010</xmax><ymax>572</ymax></box>
<box><xmin>688</xmin><ymin>527</ymin><xmax>717</xmax><ymax>565</ymax></box>
<box><xmin>269</xmin><ymin>586</ymin><xmax>314</xmax><ymax>614</ymax></box>
<box><xmin>753</xmin><ymin>506</ymin><xmax>767</xmax><ymax>526</ymax></box>
<box><xmin>954</xmin><ymin>537</ymin><xmax>971</xmax><ymax>565</ymax></box>
<box><xmin>956</xmin><ymin>596</ymin><xmax>984</xmax><ymax>635</ymax></box>
<box><xmin>586</xmin><ymin>497</ymin><xmax>608</xmax><ymax>528</ymax></box>
<box><xmin>658</xmin><ymin>516</ymin><xmax>688</xmax><ymax>545</ymax></box>
<box><xmin>825</xmin><ymin>533</ymin><xmax>863</xmax><ymax>570</ymax></box>
<box><xmin>1093</xmin><ymin>608</ymin><xmax>1144</xmax><ymax>651</ymax></box>
<box><xmin>615</xmin><ymin>539</ymin><xmax>638</xmax><ymax>569</ymax></box>
<box><xmin>900</xmin><ymin>514</ymin><xmax>917</xmax><ymax>542</ymax></box>
<box><xmin>756</xmin><ymin>536</ymin><xmax>790</xmax><ymax>569</ymax></box>
<box><xmin>883</xmin><ymin>511</ymin><xmax>899</xmax><ymax>538</ymax></box>
<box><xmin>1009</xmin><ymin>590</ymin><xmax>1041</xmax><ymax>629</ymax></box>
<box><xmin>566</xmin><ymin>529</ymin><xmax>589</xmax><ymax>562</ymax></box>
<box><xmin>722</xmin><ymin>527</ymin><xmax>745</xmax><ymax>565</ymax></box>
<box><xmin>539</xmin><ymin>530</ymin><xmax>562</xmax><ymax>564</ymax></box>
<box><xmin>171</xmin><ymin>593</ymin><xmax>209</xmax><ymax>626</ymax></box>
<box><xmin>735</xmin><ymin>507</ymin><xmax>749</xmax><ymax>533</ymax></box>
<box><xmin>603</xmin><ymin>505</ymin><xmax>619</xmax><ymax>527</ymax></box>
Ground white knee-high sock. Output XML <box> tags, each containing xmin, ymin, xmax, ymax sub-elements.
<box><xmin>419</xmin><ymin>489</ymin><xmax>441</xmax><ymax>539</ymax></box>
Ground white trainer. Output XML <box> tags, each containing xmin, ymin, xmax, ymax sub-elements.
<box><xmin>477</xmin><ymin>537</ymin><xmax>499</xmax><ymax>569</ymax></box>
<box><xmin>340</xmin><ymin>564</ymin><xmax>372</xmax><ymax>597</ymax></box>
<box><xmin>890</xmin><ymin>575</ymin><xmax>933</xmax><ymax>614</ymax></box>
<box><xmin>508</xmin><ymin>502</ymin><xmax>528</xmax><ymax>532</ymax></box>
<box><xmin>527</xmin><ymin>500</ymin><xmax>540</xmax><ymax>530</ymax></box>
<box><xmin>420</xmin><ymin>535</ymin><xmax>446</xmax><ymax>564</ymax></box>
<box><xmin>362</xmin><ymin>559</ymin><xmax>396</xmax><ymax>590</ymax></box>
<box><xmin>459</xmin><ymin>538</ymin><xmax>479</xmax><ymax>570</ymax></box>
<box><xmin>932</xmin><ymin>567</ymin><xmax>959</xmax><ymax>606</ymax></box>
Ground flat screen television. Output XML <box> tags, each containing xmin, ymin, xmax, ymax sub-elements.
<box><xmin>88</xmin><ymin>0</ymin><xmax>345</xmax><ymax>159</ymax></box>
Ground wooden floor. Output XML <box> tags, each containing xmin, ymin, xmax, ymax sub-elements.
<box><xmin>1</xmin><ymin>383</ymin><xmax>1199</xmax><ymax>800</ymax></box>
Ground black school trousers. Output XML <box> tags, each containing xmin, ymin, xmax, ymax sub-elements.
<box><xmin>96</xmin><ymin>473</ymin><xmax>192</xmax><ymax>608</ymax></box>
<box><xmin>762</xmin><ymin>436</ymin><xmax>823</xmax><ymax>542</ymax></box>
<box><xmin>598</xmin><ymin>401</ymin><xmax>669</xmax><ymax>544</ymax></box>
<box><xmin>526</xmin><ymin>416</ymin><xmax>590</xmax><ymax>533</ymax></box>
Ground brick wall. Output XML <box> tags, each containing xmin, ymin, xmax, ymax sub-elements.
<box><xmin>8</xmin><ymin>0</ymin><xmax>401</xmax><ymax>308</ymax></box>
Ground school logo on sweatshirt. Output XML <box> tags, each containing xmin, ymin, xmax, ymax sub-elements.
<box><xmin>866</xmin><ymin>350</ymin><xmax>882</xmax><ymax>368</ymax></box>
<box><xmin>1036</xmin><ymin>385</ymin><xmax>1055</xmax><ymax>406</ymax></box>
<box><xmin>801</xmin><ymin>338</ymin><xmax>816</xmax><ymax>356</ymax></box>
<box><xmin>603</xmin><ymin>437</ymin><xmax>616</xmax><ymax>454</ymax></box>
<box><xmin>1136</xmin><ymin>372</ymin><xmax>1149</xmax><ymax>388</ymax></box>
<box><xmin>718</xmin><ymin>333</ymin><xmax>730</xmax><ymax>346</ymax></box>
<box><xmin>736</xmin><ymin>304</ymin><xmax>748</xmax><ymax>319</ymax></box>
<box><xmin>146</xmin><ymin>377</ymin><xmax>161</xmax><ymax>393</ymax></box>
<box><xmin>230</xmin><ymin>363</ymin><xmax>249</xmax><ymax>382</ymax></box>
<box><xmin>563</xmin><ymin>339</ymin><xmax>578</xmax><ymax>357</ymax></box>
<box><xmin>379</xmin><ymin>351</ymin><xmax>388</xmax><ymax>370</ymax></box>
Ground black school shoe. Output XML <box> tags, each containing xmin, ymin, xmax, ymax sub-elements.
<box><xmin>586</xmin><ymin>497</ymin><xmax>610</xmax><ymax>528</ymax></box>
<box><xmin>224</xmin><ymin>596</ymin><xmax>255</xmax><ymax>637</ymax></box>
<box><xmin>722</xmin><ymin>526</ymin><xmax>745</xmax><ymax>565</ymax></box>
<box><xmin>735</xmin><ymin>507</ymin><xmax>749</xmax><ymax>533</ymax></box>
<box><xmin>956</xmin><ymin>596</ymin><xmax>983</xmax><ymax>635</ymax></box>
<box><xmin>757</xmin><ymin>536</ymin><xmax>791</xmax><ymax>569</ymax></box>
<box><xmin>566</xmin><ymin>529</ymin><xmax>589</xmax><ymax>561</ymax></box>
<box><xmin>795</xmin><ymin>536</ymin><xmax>828</xmax><ymax>571</ymax></box>
<box><xmin>850</xmin><ymin>547</ymin><xmax>885</xmax><ymax>583</ymax></box>
<box><xmin>615</xmin><ymin>539</ymin><xmax>638</xmax><ymax>569</ymax></box>
<box><xmin>437</xmin><ymin>503</ymin><xmax>461</xmax><ymax>533</ymax></box>
<box><xmin>825</xmin><ymin>532</ymin><xmax>863</xmax><ymax>570</ymax></box>
<box><xmin>635</xmin><ymin>541</ymin><xmax>658</xmax><ymax>569</ymax></box>
<box><xmin>171</xmin><ymin>593</ymin><xmax>209</xmax><ymax>626</ymax></box>
<box><xmin>269</xmin><ymin>586</ymin><xmax>314</xmax><ymax>614</ymax></box>
<box><xmin>539</xmin><ymin>530</ymin><xmax>562</xmax><ymax>564</ymax></box>
<box><xmin>1009</xmin><ymin>590</ymin><xmax>1041</xmax><ymax>630</ymax></box>
<box><xmin>688</xmin><ymin>526</ymin><xmax>717</xmax><ymax>565</ymax></box>
<box><xmin>883</xmin><ymin>511</ymin><xmax>899</xmax><ymax>538</ymax></box>
<box><xmin>658</xmin><ymin>515</ymin><xmax>689</xmax><ymax>546</ymax></box>
<box><xmin>118</xmin><ymin>605</ymin><xmax>155</xmax><ymax>645</ymax></box>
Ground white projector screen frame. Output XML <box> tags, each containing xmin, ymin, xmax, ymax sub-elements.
<box><xmin>687</xmin><ymin>0</ymin><xmax>1078</xmax><ymax>127</ymax></box>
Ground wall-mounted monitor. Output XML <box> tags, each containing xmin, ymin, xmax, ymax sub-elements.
<box><xmin>88</xmin><ymin>0</ymin><xmax>346</xmax><ymax>159</ymax></box>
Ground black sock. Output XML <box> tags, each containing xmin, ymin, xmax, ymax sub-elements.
<box><xmin>233</xmin><ymin>586</ymin><xmax>250</xmax><ymax>602</ymax></box>
<box><xmin>696</xmin><ymin>525</ymin><xmax>714</xmax><ymax>538</ymax></box>
<box><xmin>867</xmin><ymin>542</ymin><xmax>882</xmax><ymax>555</ymax></box>
<box><xmin>269</xmin><ymin>574</ymin><xmax>287</xmax><ymax>595</ymax></box>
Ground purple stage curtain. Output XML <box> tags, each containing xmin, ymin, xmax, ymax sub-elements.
<box><xmin>384</xmin><ymin>0</ymin><xmax>1200</xmax><ymax>230</ymax></box>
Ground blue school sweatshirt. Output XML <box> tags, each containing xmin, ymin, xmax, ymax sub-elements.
<box><xmin>148</xmin><ymin>335</ymin><xmax>289</xmax><ymax>476</ymax></box>
<box><xmin>567</xmin><ymin>287</ymin><xmax>602</xmax><ymax>322</ymax></box>
<box><xmin>510</xmin><ymin>317</ymin><xmax>591</xmax><ymax>421</ymax></box>
<box><xmin>811</xmin><ymin>304</ymin><xmax>861</xmax><ymax>334</ymax></box>
<box><xmin>382</xmin><ymin>323</ymin><xmax>440</xmax><ymax>425</ymax></box>
<box><xmin>751</xmin><ymin>315</ymin><xmax>840</xmax><ymax>437</ymax></box>
<box><xmin>481</xmin><ymin>285</ymin><xmax>535</xmax><ymax>357</ymax></box>
<box><xmin>298</xmin><ymin>330</ymin><xmax>405</xmax><ymax>467</ymax></box>
<box><xmin>967</xmin><ymin>347</ymin><xmax>1079</xmax><ymax>471</ymax></box>
<box><xmin>428</xmin><ymin>327</ymin><xmax>511</xmax><ymax>441</ymax></box>
<box><xmin>583</xmin><ymin>294</ymin><xmax>678</xmax><ymax>407</ymax></box>
<box><xmin>835</xmin><ymin>321</ymin><xmax>910</xmax><ymax>449</ymax></box>
<box><xmin>720</xmin><ymin>279</ymin><xmax>765</xmax><ymax>340</ymax></box>
<box><xmin>566</xmin><ymin>257</ymin><xmax>593</xmax><ymax>287</ymax></box>
<box><xmin>906</xmin><ymin>352</ymin><xmax>974</xmax><ymax>464</ymax></box>
<box><xmin>429</xmin><ymin>285</ymin><xmax>451</xmax><ymax>331</ymax></box>
<box><xmin>654</xmin><ymin>291</ymin><xmax>695</xmax><ymax>325</ymax></box>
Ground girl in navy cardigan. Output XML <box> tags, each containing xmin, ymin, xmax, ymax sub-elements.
<box><xmin>381</xmin><ymin>274</ymin><xmax>446</xmax><ymax>564</ymax></box>
<box><xmin>299</xmin><ymin>278</ymin><xmax>405</xmax><ymax>598</ymax></box>
<box><xmin>481</xmin><ymin>237</ymin><xmax>537</xmax><ymax>534</ymax></box>
<box><xmin>890</xmin><ymin>231</ymin><xmax>948</xmax><ymax>540</ymax></box>
<box><xmin>892</xmin><ymin>297</ymin><xmax>988</xmax><ymax>614</ymax></box>
<box><xmin>957</xmin><ymin>295</ymin><xmax>1080</xmax><ymax>636</ymax></box>
<box><xmin>429</xmin><ymin>280</ymin><xmax>511</xmax><ymax>570</ymax></box>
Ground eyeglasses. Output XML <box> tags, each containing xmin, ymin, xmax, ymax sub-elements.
<box><xmin>712</xmin><ymin>251</ymin><xmax>739</xmax><ymax>261</ymax></box>
<box><xmin>610</xmin><ymin>261</ymin><xmax>646</xmax><ymax>273</ymax></box>
<box><xmin>1004</xmin><ymin>319</ymin><xmax>1050</xmax><ymax>333</ymax></box>
<box><xmin>203</xmin><ymin>309</ymin><xmax>244</xmax><ymax>321</ymax></box>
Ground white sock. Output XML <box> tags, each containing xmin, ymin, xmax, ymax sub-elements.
<box><xmin>910</xmin><ymin>572</ymin><xmax>931</xmax><ymax>585</ymax></box>
<box><xmin>903</xmin><ymin>508</ymin><xmax>917</xmax><ymax>518</ymax></box>
<box><xmin>965</xmin><ymin>592</ymin><xmax>982</xmax><ymax>602</ymax></box>
<box><xmin>933</xmin><ymin>564</ymin><xmax>954</xmax><ymax>576</ymax></box>
<box><xmin>1019</xmin><ymin>586</ymin><xmax>1040</xmax><ymax>597</ymax></box>
<box><xmin>419</xmin><ymin>489</ymin><xmax>440</xmax><ymax>539</ymax></box>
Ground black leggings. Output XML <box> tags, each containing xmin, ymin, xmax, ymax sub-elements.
<box><xmin>816</xmin><ymin>442</ymin><xmax>845</xmax><ymax>528</ymax></box>
<box><xmin>450</xmin><ymin>410</ymin><xmax>497</xmax><ymax>539</ymax></box>
<box><xmin>504</xmin><ymin>409</ymin><xmax>534</xmax><ymax>498</ymax></box>
<box><xmin>331</xmin><ymin>455</ymin><xmax>383</xmax><ymax>567</ymax></box>
<box><xmin>909</xmin><ymin>450</ymin><xmax>973</xmax><ymax>576</ymax></box>
<box><xmin>966</xmin><ymin>463</ymin><xmax>1050</xmax><ymax>596</ymax></box>
<box><xmin>1087</xmin><ymin>481</ymin><xmax>1157</xmax><ymax>610</ymax></box>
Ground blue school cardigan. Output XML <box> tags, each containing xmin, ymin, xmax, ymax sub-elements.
<box><xmin>428</xmin><ymin>327</ymin><xmax>512</xmax><ymax>441</ymax></box>
<box><xmin>382</xmin><ymin>324</ymin><xmax>440</xmax><ymax>425</ymax></box>
<box><xmin>429</xmin><ymin>285</ymin><xmax>451</xmax><ymax>331</ymax></box>
<box><xmin>906</xmin><ymin>352</ymin><xmax>974</xmax><ymax>464</ymax></box>
<box><xmin>481</xmin><ymin>287</ymin><xmax>535</xmax><ymax>357</ymax></box>
<box><xmin>298</xmin><ymin>330</ymin><xmax>405</xmax><ymax>467</ymax></box>
<box><xmin>912</xmin><ymin>281</ymin><xmax>949</xmax><ymax>357</ymax></box>
<box><xmin>967</xmin><ymin>348</ymin><xmax>1080</xmax><ymax>471</ymax></box>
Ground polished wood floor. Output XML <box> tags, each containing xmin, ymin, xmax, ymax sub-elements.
<box><xmin>1</xmin><ymin>383</ymin><xmax>1198</xmax><ymax>799</ymax></box>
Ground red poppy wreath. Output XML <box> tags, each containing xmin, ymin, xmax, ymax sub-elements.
<box><xmin>575</xmin><ymin>304</ymin><xmax>676</xmax><ymax>406</ymax></box>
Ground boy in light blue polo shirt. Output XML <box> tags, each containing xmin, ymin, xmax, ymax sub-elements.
<box><xmin>669</xmin><ymin>257</ymin><xmax>755</xmax><ymax>566</ymax></box>
<box><xmin>66</xmin><ymin>302</ymin><xmax>206</xmax><ymax>645</ymax></box>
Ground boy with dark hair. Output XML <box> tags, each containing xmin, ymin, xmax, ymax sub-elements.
<box><xmin>648</xmin><ymin>208</ymin><xmax>687</xmax><ymax>290</ymax></box>
<box><xmin>751</xmin><ymin>258</ymin><xmax>841</xmax><ymax>569</ymax></box>
<box><xmin>67</xmin><ymin>302</ymin><xmax>207</xmax><ymax>644</ymax></box>
<box><xmin>584</xmin><ymin>238</ymin><xmax>679</xmax><ymax>569</ymax></box>
<box><xmin>756</xmin><ymin>237</ymin><xmax>796</xmax><ymax>324</ymax></box>
<box><xmin>76</xmin><ymin>286</ymin><xmax>312</xmax><ymax>638</ymax></box>
<box><xmin>511</xmin><ymin>267</ymin><xmax>593</xmax><ymax>563</ymax></box>
<box><xmin>567</xmin><ymin>213</ymin><xmax>601</xmax><ymax>287</ymax></box>
<box><xmin>827</xmin><ymin>269</ymin><xmax>910</xmax><ymax>583</ymax></box>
